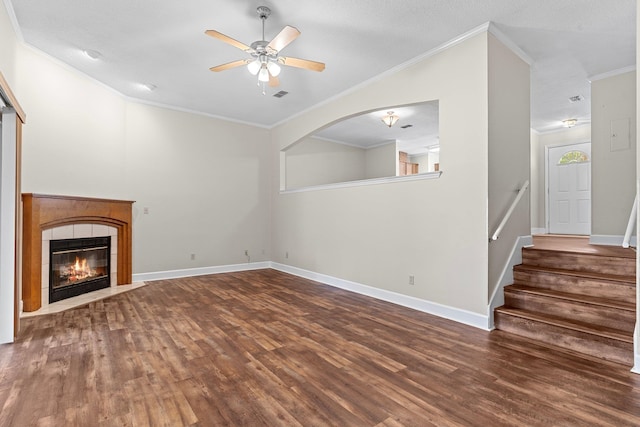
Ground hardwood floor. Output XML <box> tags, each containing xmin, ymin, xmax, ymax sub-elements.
<box><xmin>1</xmin><ymin>269</ymin><xmax>639</xmax><ymax>426</ymax></box>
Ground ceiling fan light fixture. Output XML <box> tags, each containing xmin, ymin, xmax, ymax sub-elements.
<box><xmin>267</xmin><ymin>61</ymin><xmax>281</xmax><ymax>77</ymax></box>
<box><xmin>382</xmin><ymin>111</ymin><xmax>399</xmax><ymax>128</ymax></box>
<box><xmin>206</xmin><ymin>5</ymin><xmax>325</xmax><ymax>92</ymax></box>
<box><xmin>247</xmin><ymin>59</ymin><xmax>261</xmax><ymax>75</ymax></box>
<box><xmin>562</xmin><ymin>118</ymin><xmax>578</xmax><ymax>128</ymax></box>
<box><xmin>258</xmin><ymin>66</ymin><xmax>270</xmax><ymax>82</ymax></box>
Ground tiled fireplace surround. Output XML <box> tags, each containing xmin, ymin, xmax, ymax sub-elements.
<box><xmin>41</xmin><ymin>224</ymin><xmax>118</xmax><ymax>309</ymax></box>
<box><xmin>22</xmin><ymin>194</ymin><xmax>134</xmax><ymax>313</ymax></box>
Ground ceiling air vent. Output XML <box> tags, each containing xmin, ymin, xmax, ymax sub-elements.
<box><xmin>568</xmin><ymin>95</ymin><xmax>584</xmax><ymax>103</ymax></box>
<box><xmin>273</xmin><ymin>91</ymin><xmax>289</xmax><ymax>98</ymax></box>
<box><xmin>400</xmin><ymin>124</ymin><xmax>413</xmax><ymax>129</ymax></box>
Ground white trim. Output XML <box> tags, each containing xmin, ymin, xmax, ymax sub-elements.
<box><xmin>531</xmin><ymin>228</ymin><xmax>547</xmax><ymax>235</ymax></box>
<box><xmin>132</xmin><ymin>261</ymin><xmax>271</xmax><ymax>282</ymax></box>
<box><xmin>487</xmin><ymin>24</ymin><xmax>533</xmax><ymax>65</ymax></box>
<box><xmin>125</xmin><ymin>97</ymin><xmax>270</xmax><ymax>130</ymax></box>
<box><xmin>271</xmin><ymin>262</ymin><xmax>490</xmax><ymax>331</ymax></box>
<box><xmin>281</xmin><ymin>171</ymin><xmax>442</xmax><ymax>194</ymax></box>
<box><xmin>16</xmin><ymin>44</ymin><xmax>271</xmax><ymax>130</ymax></box>
<box><xmin>488</xmin><ymin>235</ymin><xmax>533</xmax><ymax>330</ymax></box>
<box><xmin>2</xmin><ymin>0</ymin><xmax>23</xmax><ymax>42</ymax></box>
<box><xmin>634</xmin><ymin>322</ymin><xmax>639</xmax><ymax>374</ymax></box>
<box><xmin>270</xmin><ymin>22</ymin><xmax>492</xmax><ymax>129</ymax></box>
<box><xmin>590</xmin><ymin>234</ymin><xmax>637</xmax><ymax>247</ymax></box>
<box><xmin>0</xmin><ymin>110</ymin><xmax>17</xmax><ymax>344</ymax></box>
<box><xmin>589</xmin><ymin>65</ymin><xmax>637</xmax><ymax>82</ymax></box>
<box><xmin>623</xmin><ymin>194</ymin><xmax>637</xmax><ymax>248</ymax></box>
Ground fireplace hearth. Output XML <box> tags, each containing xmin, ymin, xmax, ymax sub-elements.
<box><xmin>49</xmin><ymin>237</ymin><xmax>111</xmax><ymax>303</ymax></box>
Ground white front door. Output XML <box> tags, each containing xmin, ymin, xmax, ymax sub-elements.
<box><xmin>548</xmin><ymin>142</ymin><xmax>591</xmax><ymax>235</ymax></box>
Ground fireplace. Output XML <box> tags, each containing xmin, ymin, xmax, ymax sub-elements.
<box><xmin>22</xmin><ymin>194</ymin><xmax>134</xmax><ymax>312</ymax></box>
<box><xmin>49</xmin><ymin>237</ymin><xmax>111</xmax><ymax>303</ymax></box>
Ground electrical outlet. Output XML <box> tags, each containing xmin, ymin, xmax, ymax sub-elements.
<box><xmin>409</xmin><ymin>275</ymin><xmax>415</xmax><ymax>285</ymax></box>
<box><xmin>190</xmin><ymin>253</ymin><xmax>196</xmax><ymax>261</ymax></box>
<box><xmin>244</xmin><ymin>249</ymin><xmax>249</xmax><ymax>256</ymax></box>
<box><xmin>143</xmin><ymin>207</ymin><xmax>149</xmax><ymax>214</ymax></box>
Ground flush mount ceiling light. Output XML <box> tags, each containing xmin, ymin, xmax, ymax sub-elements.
<box><xmin>381</xmin><ymin>111</ymin><xmax>399</xmax><ymax>128</ymax></box>
<box><xmin>206</xmin><ymin>6</ymin><xmax>325</xmax><ymax>94</ymax></box>
<box><xmin>562</xmin><ymin>118</ymin><xmax>578</xmax><ymax>128</ymax></box>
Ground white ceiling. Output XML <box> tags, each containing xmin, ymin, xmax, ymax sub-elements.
<box><xmin>5</xmin><ymin>0</ymin><xmax>636</xmax><ymax>133</ymax></box>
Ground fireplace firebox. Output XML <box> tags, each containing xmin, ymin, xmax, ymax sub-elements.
<box><xmin>49</xmin><ymin>237</ymin><xmax>111</xmax><ymax>303</ymax></box>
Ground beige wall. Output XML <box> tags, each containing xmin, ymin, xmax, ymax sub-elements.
<box><xmin>17</xmin><ymin>46</ymin><xmax>128</xmax><ymax>199</ymax></box>
<box><xmin>285</xmin><ymin>137</ymin><xmax>365</xmax><ymax>189</ymax></box>
<box><xmin>271</xmin><ymin>33</ymin><xmax>491</xmax><ymax>315</ymax></box>
<box><xmin>13</xmin><ymin>42</ymin><xmax>271</xmax><ymax>275</ymax></box>
<box><xmin>530</xmin><ymin>126</ymin><xmax>592</xmax><ymax>231</ymax></box>
<box><xmin>592</xmin><ymin>71</ymin><xmax>637</xmax><ymax>236</ymax></box>
<box><xmin>487</xmin><ymin>33</ymin><xmax>531</xmax><ymax>300</ymax></box>
<box><xmin>365</xmin><ymin>142</ymin><xmax>396</xmax><ymax>179</ymax></box>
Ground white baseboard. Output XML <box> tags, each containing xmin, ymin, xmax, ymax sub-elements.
<box><xmin>488</xmin><ymin>235</ymin><xmax>533</xmax><ymax>330</ymax></box>
<box><xmin>589</xmin><ymin>234</ymin><xmax>637</xmax><ymax>247</ymax></box>
<box><xmin>132</xmin><ymin>261</ymin><xmax>271</xmax><ymax>282</ymax></box>
<box><xmin>531</xmin><ymin>228</ymin><xmax>546</xmax><ymax>235</ymax></box>
<box><xmin>271</xmin><ymin>262</ymin><xmax>490</xmax><ymax>331</ymax></box>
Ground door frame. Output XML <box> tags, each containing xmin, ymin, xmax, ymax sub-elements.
<box><xmin>544</xmin><ymin>140</ymin><xmax>592</xmax><ymax>234</ymax></box>
<box><xmin>0</xmin><ymin>72</ymin><xmax>25</xmax><ymax>342</ymax></box>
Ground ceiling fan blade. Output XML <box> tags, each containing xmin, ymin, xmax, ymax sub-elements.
<box><xmin>269</xmin><ymin>73</ymin><xmax>280</xmax><ymax>87</ymax></box>
<box><xmin>205</xmin><ymin>30</ymin><xmax>252</xmax><ymax>52</ymax></box>
<box><xmin>267</xmin><ymin>25</ymin><xmax>300</xmax><ymax>53</ymax></box>
<box><xmin>281</xmin><ymin>56</ymin><xmax>325</xmax><ymax>72</ymax></box>
<box><xmin>209</xmin><ymin>59</ymin><xmax>248</xmax><ymax>72</ymax></box>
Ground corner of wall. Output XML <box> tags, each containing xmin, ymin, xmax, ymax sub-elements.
<box><xmin>487</xmin><ymin>235</ymin><xmax>532</xmax><ymax>330</ymax></box>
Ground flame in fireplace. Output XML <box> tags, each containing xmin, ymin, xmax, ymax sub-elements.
<box><xmin>64</xmin><ymin>256</ymin><xmax>96</xmax><ymax>282</ymax></box>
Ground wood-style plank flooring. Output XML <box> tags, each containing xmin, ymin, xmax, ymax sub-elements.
<box><xmin>1</xmin><ymin>269</ymin><xmax>639</xmax><ymax>426</ymax></box>
<box><xmin>532</xmin><ymin>234</ymin><xmax>636</xmax><ymax>258</ymax></box>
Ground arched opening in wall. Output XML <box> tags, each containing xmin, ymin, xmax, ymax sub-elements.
<box><xmin>280</xmin><ymin>100</ymin><xmax>441</xmax><ymax>192</ymax></box>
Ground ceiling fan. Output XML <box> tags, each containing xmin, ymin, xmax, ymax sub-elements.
<box><xmin>206</xmin><ymin>6</ymin><xmax>325</xmax><ymax>91</ymax></box>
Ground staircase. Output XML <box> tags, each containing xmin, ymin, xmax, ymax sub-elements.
<box><xmin>494</xmin><ymin>235</ymin><xmax>636</xmax><ymax>366</ymax></box>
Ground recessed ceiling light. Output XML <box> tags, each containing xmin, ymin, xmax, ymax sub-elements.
<box><xmin>82</xmin><ymin>49</ymin><xmax>102</xmax><ymax>60</ymax></box>
<box><xmin>138</xmin><ymin>83</ymin><xmax>157</xmax><ymax>92</ymax></box>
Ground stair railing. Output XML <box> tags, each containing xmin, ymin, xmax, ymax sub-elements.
<box><xmin>622</xmin><ymin>194</ymin><xmax>637</xmax><ymax>248</ymax></box>
<box><xmin>490</xmin><ymin>180</ymin><xmax>529</xmax><ymax>242</ymax></box>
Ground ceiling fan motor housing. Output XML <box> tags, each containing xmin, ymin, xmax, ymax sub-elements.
<box><xmin>257</xmin><ymin>6</ymin><xmax>271</xmax><ymax>20</ymax></box>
